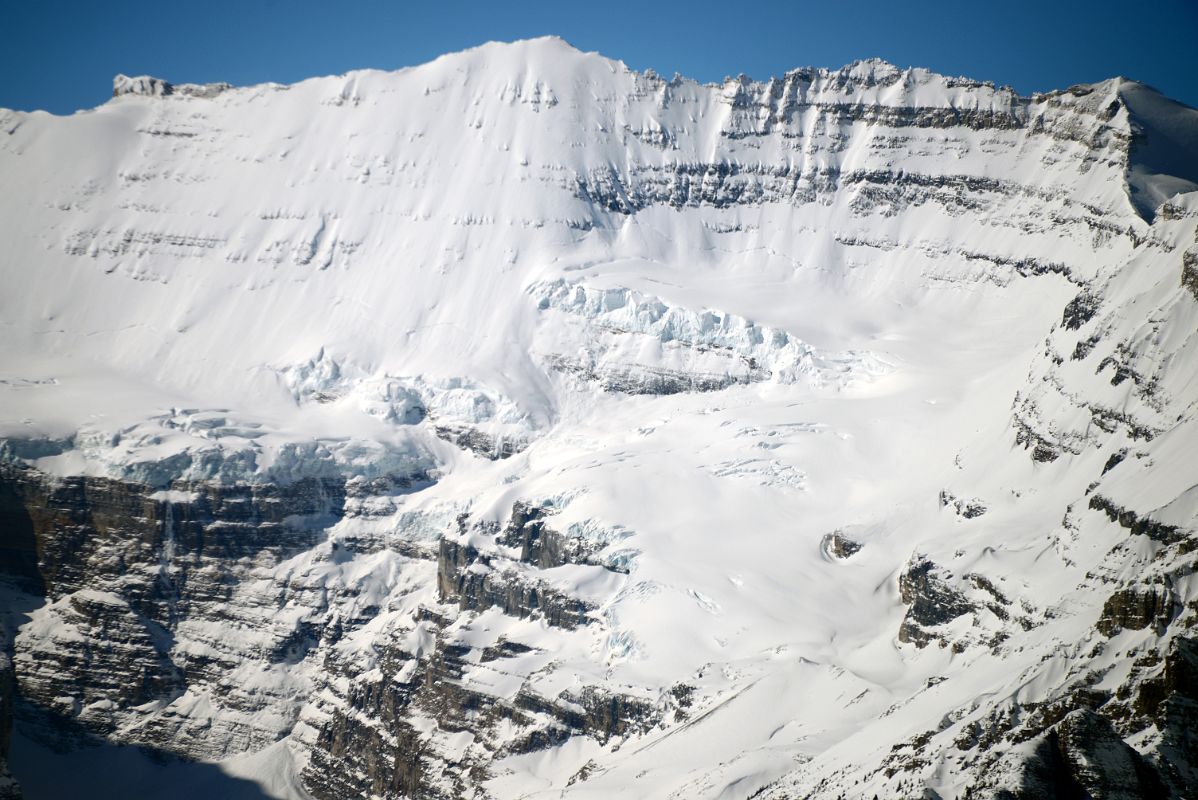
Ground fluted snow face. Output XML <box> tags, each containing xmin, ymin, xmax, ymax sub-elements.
<box><xmin>2</xmin><ymin>37</ymin><xmax>1198</xmax><ymax>800</ymax></box>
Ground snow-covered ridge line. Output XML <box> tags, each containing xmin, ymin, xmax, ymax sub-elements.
<box><xmin>44</xmin><ymin>38</ymin><xmax>1198</xmax><ymax>225</ymax></box>
<box><xmin>113</xmin><ymin>74</ymin><xmax>234</xmax><ymax>100</ymax></box>
<box><xmin>98</xmin><ymin>38</ymin><xmax>1123</xmax><ymax>117</ymax></box>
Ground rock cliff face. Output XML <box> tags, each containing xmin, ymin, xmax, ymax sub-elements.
<box><xmin>2</xmin><ymin>466</ymin><xmax>344</xmax><ymax>755</ymax></box>
<box><xmin>1</xmin><ymin>37</ymin><xmax>1197</xmax><ymax>799</ymax></box>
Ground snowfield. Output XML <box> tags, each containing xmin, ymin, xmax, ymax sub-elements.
<box><xmin>1</xmin><ymin>37</ymin><xmax>1197</xmax><ymax>800</ymax></box>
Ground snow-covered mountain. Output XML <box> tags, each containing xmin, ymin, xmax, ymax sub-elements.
<box><xmin>1</xmin><ymin>36</ymin><xmax>1197</xmax><ymax>799</ymax></box>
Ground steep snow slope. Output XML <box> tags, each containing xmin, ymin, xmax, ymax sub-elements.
<box><xmin>1</xmin><ymin>37</ymin><xmax>1196</xmax><ymax>800</ymax></box>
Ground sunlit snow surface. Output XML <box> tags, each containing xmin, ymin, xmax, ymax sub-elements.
<box><xmin>2</xmin><ymin>37</ymin><xmax>1197</xmax><ymax>799</ymax></box>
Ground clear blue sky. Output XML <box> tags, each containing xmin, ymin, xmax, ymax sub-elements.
<box><xmin>4</xmin><ymin>0</ymin><xmax>1196</xmax><ymax>114</ymax></box>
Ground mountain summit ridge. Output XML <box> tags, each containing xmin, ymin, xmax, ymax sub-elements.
<box><xmin>94</xmin><ymin>37</ymin><xmax>1186</xmax><ymax>114</ymax></box>
<box><xmin>88</xmin><ymin>37</ymin><xmax>1198</xmax><ymax>225</ymax></box>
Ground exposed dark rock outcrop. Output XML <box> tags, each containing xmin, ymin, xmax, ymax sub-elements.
<box><xmin>1182</xmin><ymin>250</ymin><xmax>1198</xmax><ymax>300</ymax></box>
<box><xmin>1062</xmin><ymin>289</ymin><xmax>1101</xmax><ymax>331</ymax></box>
<box><xmin>821</xmin><ymin>530</ymin><xmax>863</xmax><ymax>559</ymax></box>
<box><xmin>0</xmin><ymin>645</ymin><xmax>20</xmax><ymax>800</ymax></box>
<box><xmin>1134</xmin><ymin>637</ymin><xmax>1198</xmax><ymax>791</ymax></box>
<box><xmin>15</xmin><ymin>590</ymin><xmax>183</xmax><ymax>738</ymax></box>
<box><xmin>301</xmin><ymin>619</ymin><xmax>658</xmax><ymax>799</ymax></box>
<box><xmin>1002</xmin><ymin>709</ymin><xmax>1169</xmax><ymax>799</ymax></box>
<box><xmin>940</xmin><ymin>490</ymin><xmax>988</xmax><ymax>519</ymax></box>
<box><xmin>0</xmin><ymin>464</ymin><xmax>344</xmax><ymax>606</ymax></box>
<box><xmin>1102</xmin><ymin>448</ymin><xmax>1129</xmax><ymax>475</ymax></box>
<box><xmin>1012</xmin><ymin>406</ymin><xmax>1069</xmax><ymax>463</ymax></box>
<box><xmin>0</xmin><ymin>463</ymin><xmax>349</xmax><ymax>757</ymax></box>
<box><xmin>496</xmin><ymin>501</ymin><xmax>625</xmax><ymax>572</ymax></box>
<box><xmin>1096</xmin><ymin>586</ymin><xmax>1177</xmax><ymax>636</ymax></box>
<box><xmin>1088</xmin><ymin>494</ymin><xmax>1184</xmax><ymax>545</ymax></box>
<box><xmin>576</xmin><ymin>161</ymin><xmax>1116</xmax><ymax>223</ymax></box>
<box><xmin>0</xmin><ymin>480</ymin><xmax>42</xmax><ymax>596</ymax></box>
<box><xmin>898</xmin><ymin>557</ymin><xmax>975</xmax><ymax>648</ymax></box>
<box><xmin>303</xmin><ymin>652</ymin><xmax>432</xmax><ymax>800</ymax></box>
<box><xmin>433</xmin><ymin>424</ymin><xmax>526</xmax><ymax>460</ymax></box>
<box><xmin>113</xmin><ymin>74</ymin><xmax>232</xmax><ymax>99</ymax></box>
<box><xmin>497</xmin><ymin>501</ymin><xmax>578</xmax><ymax>568</ymax></box>
<box><xmin>436</xmin><ymin>538</ymin><xmax>593</xmax><ymax>629</ymax></box>
<box><xmin>545</xmin><ymin>354</ymin><xmax>756</xmax><ymax>395</ymax></box>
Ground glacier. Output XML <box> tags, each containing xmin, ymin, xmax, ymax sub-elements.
<box><xmin>1</xmin><ymin>36</ymin><xmax>1197</xmax><ymax>799</ymax></box>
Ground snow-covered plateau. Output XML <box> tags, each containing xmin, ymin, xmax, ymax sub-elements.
<box><xmin>1</xmin><ymin>36</ymin><xmax>1197</xmax><ymax>799</ymax></box>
